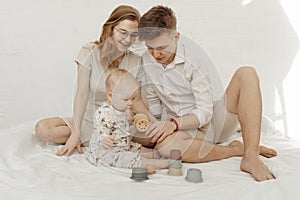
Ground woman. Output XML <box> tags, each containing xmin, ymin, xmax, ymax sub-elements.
<box><xmin>35</xmin><ymin>5</ymin><xmax>147</xmax><ymax>156</ymax></box>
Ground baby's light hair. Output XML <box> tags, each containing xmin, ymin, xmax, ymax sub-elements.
<box><xmin>105</xmin><ymin>69</ymin><xmax>134</xmax><ymax>92</ymax></box>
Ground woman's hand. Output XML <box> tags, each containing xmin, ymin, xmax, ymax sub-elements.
<box><xmin>56</xmin><ymin>130</ymin><xmax>83</xmax><ymax>156</ymax></box>
<box><xmin>145</xmin><ymin>120</ymin><xmax>177</xmax><ymax>143</ymax></box>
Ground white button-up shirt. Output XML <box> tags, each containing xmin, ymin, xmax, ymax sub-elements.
<box><xmin>142</xmin><ymin>35</ymin><xmax>224</xmax><ymax>128</ymax></box>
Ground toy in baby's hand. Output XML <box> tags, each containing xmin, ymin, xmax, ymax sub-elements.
<box><xmin>133</xmin><ymin>113</ymin><xmax>149</xmax><ymax>132</ymax></box>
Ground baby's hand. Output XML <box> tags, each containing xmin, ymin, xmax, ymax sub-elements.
<box><xmin>100</xmin><ymin>137</ymin><xmax>115</xmax><ymax>150</ymax></box>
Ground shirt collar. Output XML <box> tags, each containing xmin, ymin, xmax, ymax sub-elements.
<box><xmin>173</xmin><ymin>38</ymin><xmax>185</xmax><ymax>65</ymax></box>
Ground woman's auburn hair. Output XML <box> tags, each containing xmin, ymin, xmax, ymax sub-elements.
<box><xmin>95</xmin><ymin>5</ymin><xmax>140</xmax><ymax>70</ymax></box>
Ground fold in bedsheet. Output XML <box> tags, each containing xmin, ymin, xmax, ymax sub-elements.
<box><xmin>0</xmin><ymin>120</ymin><xmax>299</xmax><ymax>200</ymax></box>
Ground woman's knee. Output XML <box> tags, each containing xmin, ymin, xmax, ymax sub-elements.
<box><xmin>35</xmin><ymin>117</ymin><xmax>61</xmax><ymax>141</ymax></box>
<box><xmin>35</xmin><ymin>119</ymin><xmax>49</xmax><ymax>139</ymax></box>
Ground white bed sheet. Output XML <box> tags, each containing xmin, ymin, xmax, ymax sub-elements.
<box><xmin>0</xmin><ymin>119</ymin><xmax>300</xmax><ymax>200</ymax></box>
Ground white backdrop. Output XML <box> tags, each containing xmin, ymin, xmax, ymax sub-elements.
<box><xmin>0</xmin><ymin>0</ymin><xmax>299</xmax><ymax>138</ymax></box>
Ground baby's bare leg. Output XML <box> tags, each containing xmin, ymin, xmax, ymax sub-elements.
<box><xmin>140</xmin><ymin>157</ymin><xmax>169</xmax><ymax>173</ymax></box>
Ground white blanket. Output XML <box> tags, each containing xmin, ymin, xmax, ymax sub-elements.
<box><xmin>0</xmin><ymin>119</ymin><xmax>300</xmax><ymax>200</ymax></box>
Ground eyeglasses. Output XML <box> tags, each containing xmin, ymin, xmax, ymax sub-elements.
<box><xmin>114</xmin><ymin>27</ymin><xmax>139</xmax><ymax>40</ymax></box>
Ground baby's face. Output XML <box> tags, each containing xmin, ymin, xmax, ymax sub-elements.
<box><xmin>111</xmin><ymin>76</ymin><xmax>139</xmax><ymax>112</ymax></box>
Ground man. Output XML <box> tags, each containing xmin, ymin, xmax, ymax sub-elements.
<box><xmin>138</xmin><ymin>5</ymin><xmax>277</xmax><ymax>181</ymax></box>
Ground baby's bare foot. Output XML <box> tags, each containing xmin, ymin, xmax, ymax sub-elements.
<box><xmin>146</xmin><ymin>165</ymin><xmax>156</xmax><ymax>174</ymax></box>
<box><xmin>240</xmin><ymin>156</ymin><xmax>275</xmax><ymax>181</ymax></box>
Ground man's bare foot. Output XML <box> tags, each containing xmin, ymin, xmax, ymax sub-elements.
<box><xmin>229</xmin><ymin>140</ymin><xmax>277</xmax><ymax>158</ymax></box>
<box><xmin>240</xmin><ymin>156</ymin><xmax>275</xmax><ymax>181</ymax></box>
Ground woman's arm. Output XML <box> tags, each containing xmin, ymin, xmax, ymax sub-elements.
<box><xmin>57</xmin><ymin>63</ymin><xmax>90</xmax><ymax>156</ymax></box>
<box><xmin>71</xmin><ymin>64</ymin><xmax>90</xmax><ymax>136</ymax></box>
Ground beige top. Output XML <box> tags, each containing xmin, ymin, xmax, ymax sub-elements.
<box><xmin>142</xmin><ymin>35</ymin><xmax>223</xmax><ymax>128</ymax></box>
<box><xmin>74</xmin><ymin>42</ymin><xmax>142</xmax><ymax>143</ymax></box>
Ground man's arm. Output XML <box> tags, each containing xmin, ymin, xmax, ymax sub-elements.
<box><xmin>147</xmin><ymin>66</ymin><xmax>214</xmax><ymax>143</ymax></box>
<box><xmin>188</xmin><ymin>67</ymin><xmax>214</xmax><ymax>129</ymax></box>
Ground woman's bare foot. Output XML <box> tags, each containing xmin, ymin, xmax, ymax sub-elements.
<box><xmin>240</xmin><ymin>155</ymin><xmax>275</xmax><ymax>181</ymax></box>
<box><xmin>229</xmin><ymin>140</ymin><xmax>277</xmax><ymax>158</ymax></box>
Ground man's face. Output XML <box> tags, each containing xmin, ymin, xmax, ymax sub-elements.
<box><xmin>145</xmin><ymin>31</ymin><xmax>179</xmax><ymax>67</ymax></box>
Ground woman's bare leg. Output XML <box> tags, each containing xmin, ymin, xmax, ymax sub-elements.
<box><xmin>35</xmin><ymin>117</ymin><xmax>71</xmax><ymax>144</ymax></box>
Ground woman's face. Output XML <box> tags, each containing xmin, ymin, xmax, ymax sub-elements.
<box><xmin>112</xmin><ymin>19</ymin><xmax>139</xmax><ymax>52</ymax></box>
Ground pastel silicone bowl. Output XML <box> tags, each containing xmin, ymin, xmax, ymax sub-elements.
<box><xmin>130</xmin><ymin>167</ymin><xmax>149</xmax><ymax>181</ymax></box>
<box><xmin>185</xmin><ymin>168</ymin><xmax>203</xmax><ymax>183</ymax></box>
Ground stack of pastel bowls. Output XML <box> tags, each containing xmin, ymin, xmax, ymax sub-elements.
<box><xmin>167</xmin><ymin>149</ymin><xmax>183</xmax><ymax>176</ymax></box>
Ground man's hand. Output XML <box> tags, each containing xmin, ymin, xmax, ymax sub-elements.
<box><xmin>56</xmin><ymin>130</ymin><xmax>83</xmax><ymax>156</ymax></box>
<box><xmin>145</xmin><ymin>120</ymin><xmax>176</xmax><ymax>143</ymax></box>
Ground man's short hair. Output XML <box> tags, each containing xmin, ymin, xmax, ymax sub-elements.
<box><xmin>138</xmin><ymin>5</ymin><xmax>177</xmax><ymax>41</ymax></box>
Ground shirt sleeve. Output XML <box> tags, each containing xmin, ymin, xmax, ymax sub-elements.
<box><xmin>74</xmin><ymin>43</ymin><xmax>96</xmax><ymax>70</ymax></box>
<box><xmin>141</xmin><ymin>52</ymin><xmax>162</xmax><ymax>119</ymax></box>
<box><xmin>146</xmin><ymin>82</ymin><xmax>162</xmax><ymax>120</ymax></box>
<box><xmin>187</xmin><ymin>66</ymin><xmax>214</xmax><ymax>128</ymax></box>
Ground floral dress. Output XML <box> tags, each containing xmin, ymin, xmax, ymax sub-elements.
<box><xmin>87</xmin><ymin>102</ymin><xmax>142</xmax><ymax>168</ymax></box>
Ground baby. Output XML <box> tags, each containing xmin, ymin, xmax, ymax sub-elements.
<box><xmin>87</xmin><ymin>69</ymin><xmax>168</xmax><ymax>173</ymax></box>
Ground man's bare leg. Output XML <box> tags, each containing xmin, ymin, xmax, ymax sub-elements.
<box><xmin>155</xmin><ymin>131</ymin><xmax>244</xmax><ymax>163</ymax></box>
<box><xmin>139</xmin><ymin>146</ymin><xmax>162</xmax><ymax>159</ymax></box>
<box><xmin>35</xmin><ymin>117</ymin><xmax>71</xmax><ymax>144</ymax></box>
<box><xmin>225</xmin><ymin>66</ymin><xmax>277</xmax><ymax>181</ymax></box>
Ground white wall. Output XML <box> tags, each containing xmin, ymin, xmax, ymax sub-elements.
<box><xmin>0</xmin><ymin>0</ymin><xmax>299</xmax><ymax>138</ymax></box>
